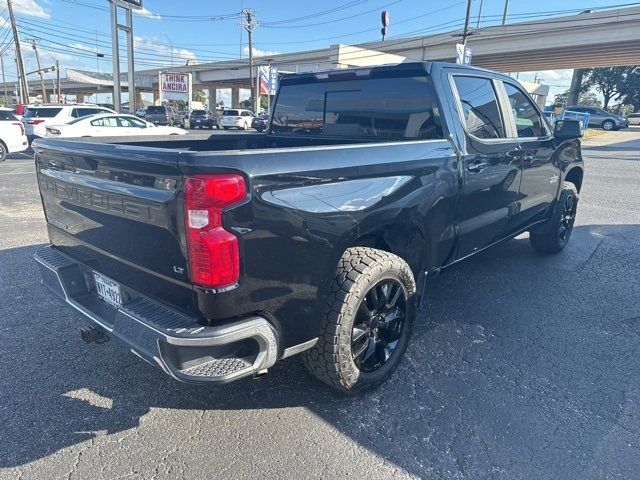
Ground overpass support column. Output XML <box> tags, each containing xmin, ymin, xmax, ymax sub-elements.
<box><xmin>207</xmin><ymin>85</ymin><xmax>217</xmax><ymax>110</ymax></box>
<box><xmin>231</xmin><ymin>87</ymin><xmax>240</xmax><ymax>108</ymax></box>
<box><xmin>152</xmin><ymin>89</ymin><xmax>159</xmax><ymax>104</ymax></box>
<box><xmin>567</xmin><ymin>69</ymin><xmax>586</xmax><ymax>106</ymax></box>
<box><xmin>76</xmin><ymin>94</ymin><xmax>85</xmax><ymax>103</ymax></box>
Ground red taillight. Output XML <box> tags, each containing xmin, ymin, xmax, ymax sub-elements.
<box><xmin>27</xmin><ymin>119</ymin><xmax>45</xmax><ymax>125</ymax></box>
<box><xmin>183</xmin><ymin>174</ymin><xmax>246</xmax><ymax>288</ymax></box>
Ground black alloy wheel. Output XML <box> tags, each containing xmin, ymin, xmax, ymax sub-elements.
<box><xmin>351</xmin><ymin>279</ymin><xmax>407</xmax><ymax>373</ymax></box>
<box><xmin>558</xmin><ymin>191</ymin><xmax>577</xmax><ymax>244</ymax></box>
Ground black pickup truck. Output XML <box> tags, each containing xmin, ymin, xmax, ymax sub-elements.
<box><xmin>33</xmin><ymin>62</ymin><xmax>584</xmax><ymax>394</ymax></box>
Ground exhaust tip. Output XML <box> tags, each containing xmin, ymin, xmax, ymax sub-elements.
<box><xmin>80</xmin><ymin>326</ymin><xmax>108</xmax><ymax>344</ymax></box>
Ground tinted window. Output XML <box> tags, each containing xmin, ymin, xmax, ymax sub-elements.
<box><xmin>453</xmin><ymin>76</ymin><xmax>505</xmax><ymax>139</ymax></box>
<box><xmin>75</xmin><ymin>108</ymin><xmax>105</xmax><ymax>118</ymax></box>
<box><xmin>272</xmin><ymin>76</ymin><xmax>443</xmax><ymax>140</ymax></box>
<box><xmin>146</xmin><ymin>106</ymin><xmax>166</xmax><ymax>114</ymax></box>
<box><xmin>0</xmin><ymin>110</ymin><xmax>17</xmax><ymax>121</ymax></box>
<box><xmin>23</xmin><ymin>108</ymin><xmax>62</xmax><ymax>118</ymax></box>
<box><xmin>504</xmin><ymin>83</ymin><xmax>545</xmax><ymax>138</ymax></box>
<box><xmin>222</xmin><ymin>110</ymin><xmax>239</xmax><ymax>116</ymax></box>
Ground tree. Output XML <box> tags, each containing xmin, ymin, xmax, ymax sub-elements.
<box><xmin>583</xmin><ymin>66</ymin><xmax>638</xmax><ymax>109</ymax></box>
<box><xmin>192</xmin><ymin>89</ymin><xmax>207</xmax><ymax>104</ymax></box>
<box><xmin>553</xmin><ymin>89</ymin><xmax>602</xmax><ymax>108</ymax></box>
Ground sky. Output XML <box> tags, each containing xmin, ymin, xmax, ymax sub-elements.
<box><xmin>2</xmin><ymin>0</ymin><xmax>637</xmax><ymax>104</ymax></box>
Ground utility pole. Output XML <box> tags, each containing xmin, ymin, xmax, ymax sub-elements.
<box><xmin>242</xmin><ymin>9</ymin><xmax>258</xmax><ymax>113</ymax></box>
<box><xmin>476</xmin><ymin>0</ymin><xmax>484</xmax><ymax>29</ymax></box>
<box><xmin>501</xmin><ymin>0</ymin><xmax>510</xmax><ymax>25</ymax></box>
<box><xmin>7</xmin><ymin>0</ymin><xmax>29</xmax><ymax>103</ymax></box>
<box><xmin>30</xmin><ymin>40</ymin><xmax>48</xmax><ymax>102</ymax></box>
<box><xmin>0</xmin><ymin>55</ymin><xmax>7</xmax><ymax>105</ymax></box>
<box><xmin>462</xmin><ymin>0</ymin><xmax>473</xmax><ymax>45</ymax></box>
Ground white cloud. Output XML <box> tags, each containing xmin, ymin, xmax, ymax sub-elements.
<box><xmin>135</xmin><ymin>7</ymin><xmax>161</xmax><ymax>20</ymax></box>
<box><xmin>243</xmin><ymin>46</ymin><xmax>280</xmax><ymax>58</ymax></box>
<box><xmin>12</xmin><ymin>0</ymin><xmax>50</xmax><ymax>19</ymax></box>
<box><xmin>69</xmin><ymin>43</ymin><xmax>99</xmax><ymax>54</ymax></box>
<box><xmin>134</xmin><ymin>35</ymin><xmax>197</xmax><ymax>64</ymax></box>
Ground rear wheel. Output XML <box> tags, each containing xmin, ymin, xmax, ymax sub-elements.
<box><xmin>0</xmin><ymin>142</ymin><xmax>6</xmax><ymax>162</ymax></box>
<box><xmin>303</xmin><ymin>247</ymin><xmax>416</xmax><ymax>394</ymax></box>
<box><xmin>529</xmin><ymin>182</ymin><xmax>578</xmax><ymax>254</ymax></box>
<box><xmin>602</xmin><ymin>120</ymin><xmax>615</xmax><ymax>131</ymax></box>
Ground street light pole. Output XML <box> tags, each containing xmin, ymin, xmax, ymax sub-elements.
<box><xmin>462</xmin><ymin>0</ymin><xmax>473</xmax><ymax>46</ymax></box>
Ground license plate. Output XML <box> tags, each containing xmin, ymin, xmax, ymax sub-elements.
<box><xmin>195</xmin><ymin>119</ymin><xmax>202</xmax><ymax>123</ymax></box>
<box><xmin>94</xmin><ymin>272</ymin><xmax>122</xmax><ymax>308</ymax></box>
<box><xmin>154</xmin><ymin>120</ymin><xmax>159</xmax><ymax>124</ymax></box>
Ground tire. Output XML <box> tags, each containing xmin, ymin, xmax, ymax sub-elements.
<box><xmin>0</xmin><ymin>142</ymin><xmax>6</xmax><ymax>162</ymax></box>
<box><xmin>303</xmin><ymin>247</ymin><xmax>416</xmax><ymax>394</ymax></box>
<box><xmin>602</xmin><ymin>120</ymin><xmax>615</xmax><ymax>131</ymax></box>
<box><xmin>216</xmin><ymin>125</ymin><xmax>220</xmax><ymax>130</ymax></box>
<box><xmin>529</xmin><ymin>181</ymin><xmax>578</xmax><ymax>254</ymax></box>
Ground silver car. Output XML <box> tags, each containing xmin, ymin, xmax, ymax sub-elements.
<box><xmin>566</xmin><ymin>105</ymin><xmax>629</xmax><ymax>131</ymax></box>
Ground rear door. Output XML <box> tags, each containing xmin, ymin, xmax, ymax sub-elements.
<box><xmin>448</xmin><ymin>72</ymin><xmax>522</xmax><ymax>258</ymax></box>
<box><xmin>499</xmin><ymin>80</ymin><xmax>558</xmax><ymax>226</ymax></box>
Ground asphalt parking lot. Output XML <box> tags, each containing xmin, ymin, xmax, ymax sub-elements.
<box><xmin>1</xmin><ymin>128</ymin><xmax>639</xmax><ymax>479</ymax></box>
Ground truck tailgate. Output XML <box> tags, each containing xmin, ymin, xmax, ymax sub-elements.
<box><xmin>34</xmin><ymin>139</ymin><xmax>195</xmax><ymax>314</ymax></box>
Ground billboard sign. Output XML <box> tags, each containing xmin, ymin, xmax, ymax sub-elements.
<box><xmin>455</xmin><ymin>44</ymin><xmax>472</xmax><ymax>65</ymax></box>
<box><xmin>258</xmin><ymin>66</ymin><xmax>278</xmax><ymax>96</ymax></box>
<box><xmin>115</xmin><ymin>0</ymin><xmax>143</xmax><ymax>10</ymax></box>
<box><xmin>159</xmin><ymin>72</ymin><xmax>192</xmax><ymax>103</ymax></box>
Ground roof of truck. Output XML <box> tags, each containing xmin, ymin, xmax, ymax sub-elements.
<box><xmin>279</xmin><ymin>61</ymin><xmax>512</xmax><ymax>85</ymax></box>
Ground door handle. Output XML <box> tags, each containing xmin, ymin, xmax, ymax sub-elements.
<box><xmin>467</xmin><ymin>161</ymin><xmax>488</xmax><ymax>172</ymax></box>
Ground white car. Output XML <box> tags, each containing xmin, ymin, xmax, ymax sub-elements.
<box><xmin>44</xmin><ymin>113</ymin><xmax>188</xmax><ymax>138</ymax></box>
<box><xmin>628</xmin><ymin>113</ymin><xmax>640</xmax><ymax>126</ymax></box>
<box><xmin>22</xmin><ymin>104</ymin><xmax>115</xmax><ymax>139</ymax></box>
<box><xmin>220</xmin><ymin>109</ymin><xmax>255</xmax><ymax>130</ymax></box>
<box><xmin>0</xmin><ymin>108</ymin><xmax>29</xmax><ymax>161</ymax></box>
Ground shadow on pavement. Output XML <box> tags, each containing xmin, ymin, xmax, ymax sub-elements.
<box><xmin>2</xmin><ymin>224</ymin><xmax>640</xmax><ymax>478</ymax></box>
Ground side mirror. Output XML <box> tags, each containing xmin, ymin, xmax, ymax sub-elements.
<box><xmin>554</xmin><ymin>119</ymin><xmax>584</xmax><ymax>139</ymax></box>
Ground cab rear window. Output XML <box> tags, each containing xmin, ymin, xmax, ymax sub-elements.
<box><xmin>271</xmin><ymin>76</ymin><xmax>443</xmax><ymax>140</ymax></box>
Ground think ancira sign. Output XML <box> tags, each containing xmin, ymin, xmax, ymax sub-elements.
<box><xmin>159</xmin><ymin>72</ymin><xmax>192</xmax><ymax>102</ymax></box>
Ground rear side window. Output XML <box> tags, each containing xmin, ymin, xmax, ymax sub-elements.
<box><xmin>0</xmin><ymin>110</ymin><xmax>17</xmax><ymax>121</ymax></box>
<box><xmin>503</xmin><ymin>83</ymin><xmax>545</xmax><ymax>138</ymax></box>
<box><xmin>75</xmin><ymin>108</ymin><xmax>106</xmax><ymax>118</ymax></box>
<box><xmin>91</xmin><ymin>117</ymin><xmax>119</xmax><ymax>127</ymax></box>
<box><xmin>452</xmin><ymin>76</ymin><xmax>505</xmax><ymax>139</ymax></box>
<box><xmin>272</xmin><ymin>76</ymin><xmax>443</xmax><ymax>140</ymax></box>
<box><xmin>23</xmin><ymin>108</ymin><xmax>62</xmax><ymax>118</ymax></box>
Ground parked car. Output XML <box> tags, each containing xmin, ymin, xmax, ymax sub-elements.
<box><xmin>21</xmin><ymin>104</ymin><xmax>115</xmax><ymax>140</ymax></box>
<box><xmin>566</xmin><ymin>105</ymin><xmax>629</xmax><ymax>130</ymax></box>
<box><xmin>189</xmin><ymin>110</ymin><xmax>220</xmax><ymax>129</ymax></box>
<box><xmin>252</xmin><ymin>113</ymin><xmax>269</xmax><ymax>132</ymax></box>
<box><xmin>44</xmin><ymin>113</ymin><xmax>187</xmax><ymax>138</ymax></box>
<box><xmin>220</xmin><ymin>109</ymin><xmax>255</xmax><ymax>130</ymax></box>
<box><xmin>0</xmin><ymin>108</ymin><xmax>28</xmax><ymax>161</ymax></box>
<box><xmin>33</xmin><ymin>62</ymin><xmax>584</xmax><ymax>394</ymax></box>
<box><xmin>135</xmin><ymin>107</ymin><xmax>147</xmax><ymax>118</ymax></box>
<box><xmin>627</xmin><ymin>112</ymin><xmax>640</xmax><ymax>125</ymax></box>
<box><xmin>144</xmin><ymin>105</ymin><xmax>179</xmax><ymax>126</ymax></box>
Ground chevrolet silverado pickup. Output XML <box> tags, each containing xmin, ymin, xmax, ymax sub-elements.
<box><xmin>33</xmin><ymin>62</ymin><xmax>584</xmax><ymax>394</ymax></box>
